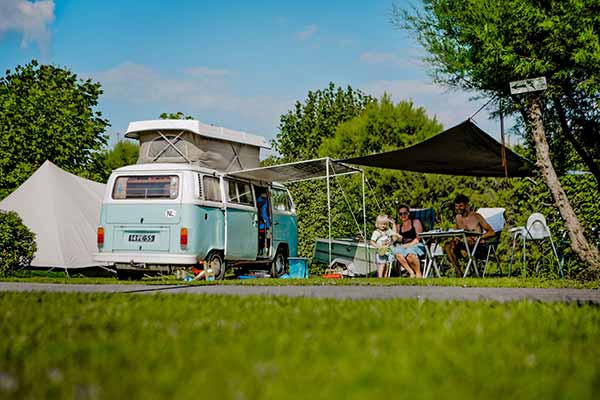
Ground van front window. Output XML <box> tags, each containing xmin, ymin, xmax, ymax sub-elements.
<box><xmin>112</xmin><ymin>176</ymin><xmax>179</xmax><ymax>199</ymax></box>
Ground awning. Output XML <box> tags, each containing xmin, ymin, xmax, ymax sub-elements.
<box><xmin>225</xmin><ymin>157</ymin><xmax>361</xmax><ymax>183</ymax></box>
<box><xmin>342</xmin><ymin>120</ymin><xmax>535</xmax><ymax>177</ymax></box>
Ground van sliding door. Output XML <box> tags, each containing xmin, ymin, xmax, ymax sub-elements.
<box><xmin>224</xmin><ymin>180</ymin><xmax>258</xmax><ymax>260</ymax></box>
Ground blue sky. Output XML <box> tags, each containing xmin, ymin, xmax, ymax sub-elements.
<box><xmin>1</xmin><ymin>0</ymin><xmax>507</xmax><ymax>148</ymax></box>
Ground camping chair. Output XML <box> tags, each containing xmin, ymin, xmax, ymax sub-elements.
<box><xmin>508</xmin><ymin>212</ymin><xmax>562</xmax><ymax>277</ymax></box>
<box><xmin>476</xmin><ymin>207</ymin><xmax>506</xmax><ymax>277</ymax></box>
<box><xmin>410</xmin><ymin>208</ymin><xmax>439</xmax><ymax>276</ymax></box>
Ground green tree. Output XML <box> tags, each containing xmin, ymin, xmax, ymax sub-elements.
<box><xmin>319</xmin><ymin>94</ymin><xmax>442</xmax><ymax>157</ymax></box>
<box><xmin>0</xmin><ymin>60</ymin><xmax>109</xmax><ymax>199</ymax></box>
<box><xmin>92</xmin><ymin>140</ymin><xmax>140</xmax><ymax>182</ymax></box>
<box><xmin>0</xmin><ymin>210</ymin><xmax>36</xmax><ymax>276</ymax></box>
<box><xmin>159</xmin><ymin>112</ymin><xmax>194</xmax><ymax>120</ymax></box>
<box><xmin>394</xmin><ymin>0</ymin><xmax>600</xmax><ymax>271</ymax></box>
<box><xmin>274</xmin><ymin>82</ymin><xmax>375</xmax><ymax>161</ymax></box>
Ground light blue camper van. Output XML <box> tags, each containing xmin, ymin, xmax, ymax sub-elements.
<box><xmin>94</xmin><ymin>120</ymin><xmax>298</xmax><ymax>279</ymax></box>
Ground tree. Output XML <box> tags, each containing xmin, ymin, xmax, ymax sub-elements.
<box><xmin>91</xmin><ymin>140</ymin><xmax>140</xmax><ymax>182</ymax></box>
<box><xmin>159</xmin><ymin>112</ymin><xmax>194</xmax><ymax>120</ymax></box>
<box><xmin>394</xmin><ymin>0</ymin><xmax>600</xmax><ymax>271</ymax></box>
<box><xmin>271</xmin><ymin>84</ymin><xmax>374</xmax><ymax>257</ymax></box>
<box><xmin>394</xmin><ymin>0</ymin><xmax>600</xmax><ymax>185</ymax></box>
<box><xmin>0</xmin><ymin>210</ymin><xmax>36</xmax><ymax>276</ymax></box>
<box><xmin>0</xmin><ymin>60</ymin><xmax>109</xmax><ymax>199</ymax></box>
<box><xmin>319</xmin><ymin>94</ymin><xmax>442</xmax><ymax>157</ymax></box>
<box><xmin>274</xmin><ymin>82</ymin><xmax>375</xmax><ymax>161</ymax></box>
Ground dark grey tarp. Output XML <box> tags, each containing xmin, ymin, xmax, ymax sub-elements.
<box><xmin>342</xmin><ymin>120</ymin><xmax>535</xmax><ymax>177</ymax></box>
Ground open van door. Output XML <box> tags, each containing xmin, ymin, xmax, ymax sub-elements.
<box><xmin>224</xmin><ymin>179</ymin><xmax>258</xmax><ymax>259</ymax></box>
<box><xmin>272</xmin><ymin>187</ymin><xmax>298</xmax><ymax>256</ymax></box>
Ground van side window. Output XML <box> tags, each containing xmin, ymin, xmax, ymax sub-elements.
<box><xmin>272</xmin><ymin>188</ymin><xmax>292</xmax><ymax>211</ymax></box>
<box><xmin>203</xmin><ymin>176</ymin><xmax>222</xmax><ymax>202</ymax></box>
<box><xmin>226</xmin><ymin>180</ymin><xmax>254</xmax><ymax>206</ymax></box>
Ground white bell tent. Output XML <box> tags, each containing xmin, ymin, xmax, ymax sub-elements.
<box><xmin>0</xmin><ymin>160</ymin><xmax>106</xmax><ymax>269</ymax></box>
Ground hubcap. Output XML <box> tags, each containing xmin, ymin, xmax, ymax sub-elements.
<box><xmin>275</xmin><ymin>254</ymin><xmax>285</xmax><ymax>275</ymax></box>
<box><xmin>210</xmin><ymin>256</ymin><xmax>222</xmax><ymax>276</ymax></box>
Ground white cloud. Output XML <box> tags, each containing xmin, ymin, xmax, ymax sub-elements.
<box><xmin>295</xmin><ymin>24</ymin><xmax>317</xmax><ymax>41</ymax></box>
<box><xmin>0</xmin><ymin>0</ymin><xmax>54</xmax><ymax>54</ymax></box>
<box><xmin>361</xmin><ymin>79</ymin><xmax>504</xmax><ymax>137</ymax></box>
<box><xmin>90</xmin><ymin>62</ymin><xmax>292</xmax><ymax>137</ymax></box>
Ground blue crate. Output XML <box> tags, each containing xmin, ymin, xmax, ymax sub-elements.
<box><xmin>288</xmin><ymin>257</ymin><xmax>309</xmax><ymax>278</ymax></box>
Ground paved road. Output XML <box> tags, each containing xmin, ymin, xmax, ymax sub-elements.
<box><xmin>1</xmin><ymin>282</ymin><xmax>599</xmax><ymax>303</ymax></box>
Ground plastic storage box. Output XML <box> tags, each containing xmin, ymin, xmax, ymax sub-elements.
<box><xmin>288</xmin><ymin>257</ymin><xmax>309</xmax><ymax>278</ymax></box>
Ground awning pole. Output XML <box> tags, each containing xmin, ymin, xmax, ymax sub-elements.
<box><xmin>326</xmin><ymin>158</ymin><xmax>332</xmax><ymax>265</ymax></box>
<box><xmin>362</xmin><ymin>170</ymin><xmax>369</xmax><ymax>276</ymax></box>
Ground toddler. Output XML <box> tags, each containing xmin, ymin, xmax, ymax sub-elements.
<box><xmin>370</xmin><ymin>215</ymin><xmax>399</xmax><ymax>277</ymax></box>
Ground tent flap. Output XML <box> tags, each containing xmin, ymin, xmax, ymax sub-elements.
<box><xmin>342</xmin><ymin>120</ymin><xmax>535</xmax><ymax>177</ymax></box>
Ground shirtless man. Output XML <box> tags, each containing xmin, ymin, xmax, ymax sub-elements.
<box><xmin>443</xmin><ymin>194</ymin><xmax>495</xmax><ymax>277</ymax></box>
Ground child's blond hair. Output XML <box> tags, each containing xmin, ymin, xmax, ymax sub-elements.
<box><xmin>375</xmin><ymin>214</ymin><xmax>391</xmax><ymax>225</ymax></box>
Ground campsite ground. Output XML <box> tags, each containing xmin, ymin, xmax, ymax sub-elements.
<box><xmin>2</xmin><ymin>273</ymin><xmax>599</xmax><ymax>399</ymax></box>
<box><xmin>0</xmin><ymin>292</ymin><xmax>598</xmax><ymax>399</ymax></box>
<box><xmin>3</xmin><ymin>269</ymin><xmax>600</xmax><ymax>289</ymax></box>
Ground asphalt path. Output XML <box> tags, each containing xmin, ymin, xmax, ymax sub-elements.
<box><xmin>1</xmin><ymin>282</ymin><xmax>599</xmax><ymax>303</ymax></box>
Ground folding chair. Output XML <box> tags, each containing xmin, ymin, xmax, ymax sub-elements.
<box><xmin>409</xmin><ymin>208</ymin><xmax>439</xmax><ymax>275</ymax></box>
<box><xmin>476</xmin><ymin>207</ymin><xmax>505</xmax><ymax>277</ymax></box>
<box><xmin>508</xmin><ymin>212</ymin><xmax>562</xmax><ymax>277</ymax></box>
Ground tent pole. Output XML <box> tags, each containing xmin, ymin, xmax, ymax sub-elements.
<box><xmin>326</xmin><ymin>158</ymin><xmax>332</xmax><ymax>266</ymax></box>
<box><xmin>362</xmin><ymin>170</ymin><xmax>369</xmax><ymax>276</ymax></box>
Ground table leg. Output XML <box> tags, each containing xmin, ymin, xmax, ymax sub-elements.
<box><xmin>462</xmin><ymin>234</ymin><xmax>481</xmax><ymax>278</ymax></box>
<box><xmin>430</xmin><ymin>241</ymin><xmax>441</xmax><ymax>277</ymax></box>
<box><xmin>422</xmin><ymin>237</ymin><xmax>433</xmax><ymax>278</ymax></box>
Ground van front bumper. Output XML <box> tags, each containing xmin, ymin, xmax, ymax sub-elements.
<box><xmin>93</xmin><ymin>252</ymin><xmax>199</xmax><ymax>266</ymax></box>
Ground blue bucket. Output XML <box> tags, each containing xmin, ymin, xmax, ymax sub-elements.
<box><xmin>288</xmin><ymin>257</ymin><xmax>309</xmax><ymax>278</ymax></box>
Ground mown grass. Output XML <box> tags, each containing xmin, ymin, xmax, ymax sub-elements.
<box><xmin>3</xmin><ymin>269</ymin><xmax>600</xmax><ymax>289</ymax></box>
<box><xmin>0</xmin><ymin>293</ymin><xmax>598</xmax><ymax>399</ymax></box>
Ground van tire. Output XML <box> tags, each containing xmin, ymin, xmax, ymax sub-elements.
<box><xmin>271</xmin><ymin>248</ymin><xmax>288</xmax><ymax>278</ymax></box>
<box><xmin>207</xmin><ymin>252</ymin><xmax>226</xmax><ymax>280</ymax></box>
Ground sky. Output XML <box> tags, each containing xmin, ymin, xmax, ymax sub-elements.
<box><xmin>0</xmin><ymin>0</ymin><xmax>509</xmax><ymax>149</ymax></box>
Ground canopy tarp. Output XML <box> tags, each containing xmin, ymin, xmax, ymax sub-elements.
<box><xmin>0</xmin><ymin>160</ymin><xmax>107</xmax><ymax>269</ymax></box>
<box><xmin>342</xmin><ymin>120</ymin><xmax>535</xmax><ymax>177</ymax></box>
<box><xmin>225</xmin><ymin>157</ymin><xmax>361</xmax><ymax>183</ymax></box>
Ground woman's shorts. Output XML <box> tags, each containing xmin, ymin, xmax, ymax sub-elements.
<box><xmin>376</xmin><ymin>253</ymin><xmax>395</xmax><ymax>264</ymax></box>
<box><xmin>392</xmin><ymin>243</ymin><xmax>426</xmax><ymax>258</ymax></box>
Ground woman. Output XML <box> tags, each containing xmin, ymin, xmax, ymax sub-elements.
<box><xmin>392</xmin><ymin>205</ymin><xmax>425</xmax><ymax>278</ymax></box>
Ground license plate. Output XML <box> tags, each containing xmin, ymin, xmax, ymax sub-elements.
<box><xmin>128</xmin><ymin>234</ymin><xmax>156</xmax><ymax>242</ymax></box>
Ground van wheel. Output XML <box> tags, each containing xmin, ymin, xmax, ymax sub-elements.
<box><xmin>207</xmin><ymin>252</ymin><xmax>226</xmax><ymax>280</ymax></box>
<box><xmin>271</xmin><ymin>248</ymin><xmax>288</xmax><ymax>278</ymax></box>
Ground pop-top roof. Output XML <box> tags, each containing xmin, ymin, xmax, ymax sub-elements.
<box><xmin>125</xmin><ymin>119</ymin><xmax>270</xmax><ymax>149</ymax></box>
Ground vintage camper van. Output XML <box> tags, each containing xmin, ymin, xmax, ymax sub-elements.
<box><xmin>94</xmin><ymin>120</ymin><xmax>298</xmax><ymax>279</ymax></box>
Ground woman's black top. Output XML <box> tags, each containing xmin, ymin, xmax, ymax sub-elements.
<box><xmin>400</xmin><ymin>220</ymin><xmax>417</xmax><ymax>244</ymax></box>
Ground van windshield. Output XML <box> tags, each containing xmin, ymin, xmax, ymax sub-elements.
<box><xmin>112</xmin><ymin>175</ymin><xmax>179</xmax><ymax>199</ymax></box>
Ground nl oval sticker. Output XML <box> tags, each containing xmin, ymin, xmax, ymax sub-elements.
<box><xmin>165</xmin><ymin>209</ymin><xmax>177</xmax><ymax>218</ymax></box>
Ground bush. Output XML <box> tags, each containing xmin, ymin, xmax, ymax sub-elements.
<box><xmin>0</xmin><ymin>210</ymin><xmax>36</xmax><ymax>276</ymax></box>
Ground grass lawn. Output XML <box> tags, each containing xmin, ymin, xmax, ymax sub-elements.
<box><xmin>0</xmin><ymin>292</ymin><xmax>598</xmax><ymax>399</ymax></box>
<box><xmin>3</xmin><ymin>269</ymin><xmax>600</xmax><ymax>289</ymax></box>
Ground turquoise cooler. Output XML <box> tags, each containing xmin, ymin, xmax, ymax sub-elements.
<box><xmin>288</xmin><ymin>257</ymin><xmax>309</xmax><ymax>278</ymax></box>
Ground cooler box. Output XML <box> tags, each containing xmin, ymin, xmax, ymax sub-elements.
<box><xmin>288</xmin><ymin>257</ymin><xmax>309</xmax><ymax>278</ymax></box>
